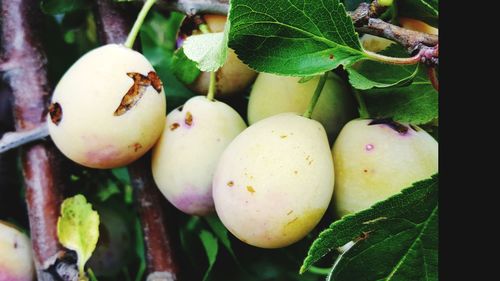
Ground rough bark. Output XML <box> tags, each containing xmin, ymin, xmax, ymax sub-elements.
<box><xmin>0</xmin><ymin>0</ymin><xmax>77</xmax><ymax>280</ymax></box>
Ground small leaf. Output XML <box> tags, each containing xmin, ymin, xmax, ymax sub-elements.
<box><xmin>346</xmin><ymin>45</ymin><xmax>420</xmax><ymax>90</ymax></box>
<box><xmin>199</xmin><ymin>230</ymin><xmax>219</xmax><ymax>281</ymax></box>
<box><xmin>133</xmin><ymin>217</ymin><xmax>146</xmax><ymax>281</ymax></box>
<box><xmin>228</xmin><ymin>0</ymin><xmax>368</xmax><ymax>76</ymax></box>
<box><xmin>300</xmin><ymin>174</ymin><xmax>438</xmax><ymax>281</ymax></box>
<box><xmin>205</xmin><ymin>215</ymin><xmax>237</xmax><ymax>261</ymax></box>
<box><xmin>41</xmin><ymin>0</ymin><xmax>91</xmax><ymax>15</ymax></box>
<box><xmin>57</xmin><ymin>194</ymin><xmax>100</xmax><ymax>275</ymax></box>
<box><xmin>183</xmin><ymin>31</ymin><xmax>229</xmax><ymax>72</ymax></box>
<box><xmin>96</xmin><ymin>180</ymin><xmax>120</xmax><ymax>202</ymax></box>
<box><xmin>172</xmin><ymin>48</ymin><xmax>201</xmax><ymax>84</ymax></box>
<box><xmin>111</xmin><ymin>167</ymin><xmax>130</xmax><ymax>184</ymax></box>
<box><xmin>363</xmin><ymin>64</ymin><xmax>438</xmax><ymax>124</ymax></box>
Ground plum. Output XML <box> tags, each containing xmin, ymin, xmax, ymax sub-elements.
<box><xmin>331</xmin><ymin>119</ymin><xmax>438</xmax><ymax>217</ymax></box>
<box><xmin>151</xmin><ymin>96</ymin><xmax>246</xmax><ymax>215</ymax></box>
<box><xmin>47</xmin><ymin>44</ymin><xmax>166</xmax><ymax>169</ymax></box>
<box><xmin>360</xmin><ymin>34</ymin><xmax>394</xmax><ymax>53</ymax></box>
<box><xmin>0</xmin><ymin>221</ymin><xmax>34</xmax><ymax>281</ymax></box>
<box><xmin>178</xmin><ymin>15</ymin><xmax>257</xmax><ymax>97</ymax></box>
<box><xmin>247</xmin><ymin>72</ymin><xmax>356</xmax><ymax>141</ymax></box>
<box><xmin>212</xmin><ymin>113</ymin><xmax>334</xmax><ymax>248</ymax></box>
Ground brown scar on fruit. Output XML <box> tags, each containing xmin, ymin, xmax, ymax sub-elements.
<box><xmin>286</xmin><ymin>217</ymin><xmax>299</xmax><ymax>226</ymax></box>
<box><xmin>246</xmin><ymin>186</ymin><xmax>255</xmax><ymax>194</ymax></box>
<box><xmin>227</xmin><ymin>181</ymin><xmax>234</xmax><ymax>187</ymax></box>
<box><xmin>170</xmin><ymin>122</ymin><xmax>180</xmax><ymax>131</ymax></box>
<box><xmin>287</xmin><ymin>210</ymin><xmax>294</xmax><ymax>215</ymax></box>
<box><xmin>49</xmin><ymin>102</ymin><xmax>63</xmax><ymax>125</ymax></box>
<box><xmin>329</xmin><ymin>54</ymin><xmax>334</xmax><ymax>59</ymax></box>
<box><xmin>114</xmin><ymin>71</ymin><xmax>163</xmax><ymax>116</ymax></box>
<box><xmin>129</xmin><ymin>143</ymin><xmax>142</xmax><ymax>152</ymax></box>
<box><xmin>185</xmin><ymin>111</ymin><xmax>193</xmax><ymax>126</ymax></box>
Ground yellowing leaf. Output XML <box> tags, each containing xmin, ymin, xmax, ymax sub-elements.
<box><xmin>57</xmin><ymin>194</ymin><xmax>100</xmax><ymax>275</ymax></box>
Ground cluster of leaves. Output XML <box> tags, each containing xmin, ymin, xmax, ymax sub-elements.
<box><xmin>0</xmin><ymin>0</ymin><xmax>439</xmax><ymax>280</ymax></box>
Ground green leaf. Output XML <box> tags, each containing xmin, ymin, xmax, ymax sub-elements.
<box><xmin>200</xmin><ymin>230</ymin><xmax>219</xmax><ymax>281</ymax></box>
<box><xmin>183</xmin><ymin>27</ymin><xmax>229</xmax><ymax>72</ymax></box>
<box><xmin>362</xmin><ymin>64</ymin><xmax>438</xmax><ymax>124</ymax></box>
<box><xmin>57</xmin><ymin>194</ymin><xmax>100</xmax><ymax>275</ymax></box>
<box><xmin>111</xmin><ymin>167</ymin><xmax>130</xmax><ymax>184</ymax></box>
<box><xmin>172</xmin><ymin>47</ymin><xmax>202</xmax><ymax>84</ymax></box>
<box><xmin>228</xmin><ymin>0</ymin><xmax>368</xmax><ymax>76</ymax></box>
<box><xmin>140</xmin><ymin>11</ymin><xmax>196</xmax><ymax>112</ymax></box>
<box><xmin>96</xmin><ymin>180</ymin><xmax>120</xmax><ymax>202</ymax></box>
<box><xmin>397</xmin><ymin>0</ymin><xmax>439</xmax><ymax>27</ymax></box>
<box><xmin>205</xmin><ymin>215</ymin><xmax>237</xmax><ymax>261</ymax></box>
<box><xmin>41</xmin><ymin>0</ymin><xmax>91</xmax><ymax>15</ymax></box>
<box><xmin>133</xmin><ymin>217</ymin><xmax>146</xmax><ymax>281</ymax></box>
<box><xmin>300</xmin><ymin>174</ymin><xmax>438</xmax><ymax>281</ymax></box>
<box><xmin>346</xmin><ymin>45</ymin><xmax>419</xmax><ymax>90</ymax></box>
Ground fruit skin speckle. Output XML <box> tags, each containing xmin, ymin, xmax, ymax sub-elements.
<box><xmin>332</xmin><ymin>118</ymin><xmax>438</xmax><ymax>217</ymax></box>
<box><xmin>151</xmin><ymin>96</ymin><xmax>247</xmax><ymax>216</ymax></box>
<box><xmin>213</xmin><ymin>113</ymin><xmax>334</xmax><ymax>248</ymax></box>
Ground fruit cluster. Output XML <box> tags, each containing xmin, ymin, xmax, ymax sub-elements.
<box><xmin>46</xmin><ymin>15</ymin><xmax>438</xmax><ymax>250</ymax></box>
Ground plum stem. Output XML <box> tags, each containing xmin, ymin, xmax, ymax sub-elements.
<box><xmin>353</xmin><ymin>89</ymin><xmax>370</xmax><ymax>118</ymax></box>
<box><xmin>197</xmin><ymin>22</ymin><xmax>217</xmax><ymax>101</ymax></box>
<box><xmin>303</xmin><ymin>72</ymin><xmax>328</xmax><ymax>119</ymax></box>
<box><xmin>207</xmin><ymin>71</ymin><xmax>216</xmax><ymax>101</ymax></box>
<box><xmin>124</xmin><ymin>0</ymin><xmax>157</xmax><ymax>49</ymax></box>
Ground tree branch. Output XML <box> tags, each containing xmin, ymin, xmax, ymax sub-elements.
<box><xmin>349</xmin><ymin>1</ymin><xmax>438</xmax><ymax>66</ymax></box>
<box><xmin>93</xmin><ymin>1</ymin><xmax>180</xmax><ymax>280</ymax></box>
<box><xmin>0</xmin><ymin>1</ymin><xmax>78</xmax><ymax>280</ymax></box>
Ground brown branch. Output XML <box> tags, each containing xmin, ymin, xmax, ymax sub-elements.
<box><xmin>349</xmin><ymin>1</ymin><xmax>438</xmax><ymax>66</ymax></box>
<box><xmin>128</xmin><ymin>157</ymin><xmax>180</xmax><ymax>280</ymax></box>
<box><xmin>356</xmin><ymin>19</ymin><xmax>438</xmax><ymax>53</ymax></box>
<box><xmin>0</xmin><ymin>1</ymin><xmax>78</xmax><ymax>280</ymax></box>
<box><xmin>93</xmin><ymin>1</ymin><xmax>180</xmax><ymax>280</ymax></box>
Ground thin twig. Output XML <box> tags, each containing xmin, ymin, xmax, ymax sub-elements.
<box><xmin>0</xmin><ymin>123</ymin><xmax>49</xmax><ymax>153</ymax></box>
